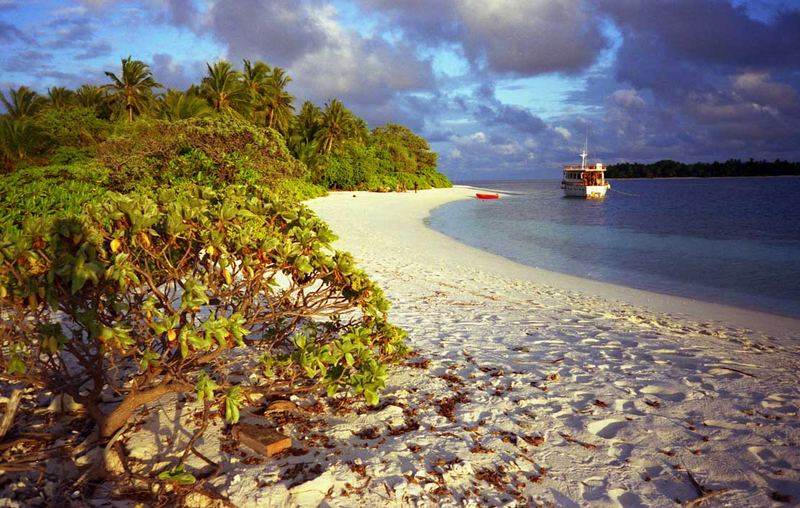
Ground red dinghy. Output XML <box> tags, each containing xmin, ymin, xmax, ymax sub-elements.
<box><xmin>475</xmin><ymin>193</ymin><xmax>499</xmax><ymax>200</ymax></box>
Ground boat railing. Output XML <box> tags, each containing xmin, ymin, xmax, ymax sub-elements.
<box><xmin>563</xmin><ymin>165</ymin><xmax>606</xmax><ymax>171</ymax></box>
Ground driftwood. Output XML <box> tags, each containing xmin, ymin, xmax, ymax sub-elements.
<box><xmin>0</xmin><ymin>389</ymin><xmax>23</xmax><ymax>440</ymax></box>
<box><xmin>684</xmin><ymin>465</ymin><xmax>730</xmax><ymax>507</ymax></box>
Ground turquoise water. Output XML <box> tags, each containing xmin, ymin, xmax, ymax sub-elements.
<box><xmin>428</xmin><ymin>178</ymin><xmax>800</xmax><ymax>319</ymax></box>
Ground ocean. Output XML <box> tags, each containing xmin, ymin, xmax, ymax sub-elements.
<box><xmin>427</xmin><ymin>177</ymin><xmax>800</xmax><ymax>319</ymax></box>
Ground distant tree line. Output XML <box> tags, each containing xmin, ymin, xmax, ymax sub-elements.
<box><xmin>606</xmin><ymin>159</ymin><xmax>800</xmax><ymax>179</ymax></box>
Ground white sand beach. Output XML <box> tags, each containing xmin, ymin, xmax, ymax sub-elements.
<box><xmin>102</xmin><ymin>186</ymin><xmax>799</xmax><ymax>507</ymax></box>
<box><xmin>308</xmin><ymin>187</ymin><xmax>800</xmax><ymax>506</ymax></box>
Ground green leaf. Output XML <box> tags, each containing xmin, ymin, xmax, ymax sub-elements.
<box><xmin>195</xmin><ymin>370</ymin><xmax>218</xmax><ymax>405</ymax></box>
<box><xmin>326</xmin><ymin>384</ymin><xmax>338</xmax><ymax>398</ymax></box>
<box><xmin>224</xmin><ymin>386</ymin><xmax>243</xmax><ymax>424</ymax></box>
<box><xmin>139</xmin><ymin>349</ymin><xmax>160</xmax><ymax>371</ymax></box>
<box><xmin>364</xmin><ymin>388</ymin><xmax>379</xmax><ymax>406</ymax></box>
<box><xmin>295</xmin><ymin>256</ymin><xmax>313</xmax><ymax>274</ymax></box>
<box><xmin>8</xmin><ymin>355</ymin><xmax>26</xmax><ymax>375</ymax></box>
<box><xmin>158</xmin><ymin>465</ymin><xmax>196</xmax><ymax>485</ymax></box>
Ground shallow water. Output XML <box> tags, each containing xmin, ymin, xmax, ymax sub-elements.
<box><xmin>428</xmin><ymin>178</ymin><xmax>800</xmax><ymax>319</ymax></box>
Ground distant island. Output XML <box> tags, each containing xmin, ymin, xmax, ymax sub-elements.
<box><xmin>606</xmin><ymin>159</ymin><xmax>800</xmax><ymax>179</ymax></box>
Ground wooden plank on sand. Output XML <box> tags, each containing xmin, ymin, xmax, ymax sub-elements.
<box><xmin>235</xmin><ymin>423</ymin><xmax>292</xmax><ymax>457</ymax></box>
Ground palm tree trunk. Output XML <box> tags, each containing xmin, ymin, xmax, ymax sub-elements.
<box><xmin>128</xmin><ymin>105</ymin><xmax>133</xmax><ymax>123</ymax></box>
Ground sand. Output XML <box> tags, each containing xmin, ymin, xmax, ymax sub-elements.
<box><xmin>58</xmin><ymin>186</ymin><xmax>799</xmax><ymax>507</ymax></box>
<box><xmin>303</xmin><ymin>186</ymin><xmax>800</xmax><ymax>506</ymax></box>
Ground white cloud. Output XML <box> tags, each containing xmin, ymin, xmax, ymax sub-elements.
<box><xmin>554</xmin><ymin>126</ymin><xmax>571</xmax><ymax>139</ymax></box>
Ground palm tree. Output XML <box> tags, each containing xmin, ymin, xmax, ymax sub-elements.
<box><xmin>200</xmin><ymin>60</ymin><xmax>248</xmax><ymax>115</ymax></box>
<box><xmin>0</xmin><ymin>116</ymin><xmax>47</xmax><ymax>165</ymax></box>
<box><xmin>294</xmin><ymin>101</ymin><xmax>322</xmax><ymax>142</ymax></box>
<box><xmin>0</xmin><ymin>86</ymin><xmax>45</xmax><ymax>119</ymax></box>
<box><xmin>262</xmin><ymin>67</ymin><xmax>295</xmax><ymax>133</ymax></box>
<box><xmin>75</xmin><ymin>84</ymin><xmax>106</xmax><ymax>108</ymax></box>
<box><xmin>242</xmin><ymin>59</ymin><xmax>270</xmax><ymax>102</ymax></box>
<box><xmin>103</xmin><ymin>56</ymin><xmax>161</xmax><ymax>122</ymax></box>
<box><xmin>315</xmin><ymin>99</ymin><xmax>352</xmax><ymax>153</ymax></box>
<box><xmin>158</xmin><ymin>89</ymin><xmax>212</xmax><ymax>120</ymax></box>
<box><xmin>46</xmin><ymin>86</ymin><xmax>77</xmax><ymax>110</ymax></box>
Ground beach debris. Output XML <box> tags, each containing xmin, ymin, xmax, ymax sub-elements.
<box><xmin>405</xmin><ymin>358</ymin><xmax>431</xmax><ymax>369</ymax></box>
<box><xmin>435</xmin><ymin>393</ymin><xmax>469</xmax><ymax>421</ymax></box>
<box><xmin>522</xmin><ymin>434</ymin><xmax>545</xmax><ymax>447</ymax></box>
<box><xmin>265</xmin><ymin>400</ymin><xmax>300</xmax><ymax>415</ymax></box>
<box><xmin>234</xmin><ymin>423</ymin><xmax>292</xmax><ymax>457</ymax></box>
<box><xmin>546</xmin><ymin>372</ymin><xmax>561</xmax><ymax>382</ymax></box>
<box><xmin>771</xmin><ymin>491</ymin><xmax>793</xmax><ymax>503</ymax></box>
<box><xmin>644</xmin><ymin>399</ymin><xmax>662</xmax><ymax>408</ymax></box>
<box><xmin>709</xmin><ymin>365</ymin><xmax>756</xmax><ymax>378</ymax></box>
<box><xmin>559</xmin><ymin>433</ymin><xmax>597</xmax><ymax>449</ymax></box>
<box><xmin>593</xmin><ymin>399</ymin><xmax>608</xmax><ymax>408</ymax></box>
<box><xmin>475</xmin><ymin>467</ymin><xmax>507</xmax><ymax>491</ymax></box>
<box><xmin>388</xmin><ymin>417</ymin><xmax>420</xmax><ymax>436</ymax></box>
<box><xmin>683</xmin><ymin>465</ymin><xmax>730</xmax><ymax>507</ymax></box>
<box><xmin>353</xmin><ymin>427</ymin><xmax>381</xmax><ymax>440</ymax></box>
<box><xmin>469</xmin><ymin>443</ymin><xmax>494</xmax><ymax>454</ymax></box>
<box><xmin>438</xmin><ymin>373</ymin><xmax>465</xmax><ymax>385</ymax></box>
<box><xmin>0</xmin><ymin>389</ymin><xmax>23</xmax><ymax>440</ymax></box>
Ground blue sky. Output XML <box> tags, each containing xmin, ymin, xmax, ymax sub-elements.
<box><xmin>1</xmin><ymin>0</ymin><xmax>799</xmax><ymax>180</ymax></box>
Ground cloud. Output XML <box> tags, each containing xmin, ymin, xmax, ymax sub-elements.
<box><xmin>207</xmin><ymin>0</ymin><xmax>330</xmax><ymax>67</ymax></box>
<box><xmin>1</xmin><ymin>50</ymin><xmax>53</xmax><ymax>73</ymax></box>
<box><xmin>203</xmin><ymin>0</ymin><xmax>436</xmax><ymax>130</ymax></box>
<box><xmin>732</xmin><ymin>72</ymin><xmax>799</xmax><ymax>113</ymax></box>
<box><xmin>609</xmin><ymin>89</ymin><xmax>645</xmax><ymax>109</ymax></box>
<box><xmin>554</xmin><ymin>126</ymin><xmax>571</xmax><ymax>139</ymax></box>
<box><xmin>161</xmin><ymin>0</ymin><xmax>201</xmax><ymax>29</ymax></box>
<box><xmin>0</xmin><ymin>20</ymin><xmax>33</xmax><ymax>44</ymax></box>
<box><xmin>456</xmin><ymin>0</ymin><xmax>608</xmax><ymax>75</ymax></box>
<box><xmin>150</xmin><ymin>53</ymin><xmax>204</xmax><ymax>90</ymax></box>
<box><xmin>599</xmin><ymin>0</ymin><xmax>800</xmax><ymax>70</ymax></box>
<box><xmin>358</xmin><ymin>0</ymin><xmax>461</xmax><ymax>42</ymax></box>
<box><xmin>360</xmin><ymin>0</ymin><xmax>608</xmax><ymax>76</ymax></box>
<box><xmin>74</xmin><ymin>41</ymin><xmax>112</xmax><ymax>60</ymax></box>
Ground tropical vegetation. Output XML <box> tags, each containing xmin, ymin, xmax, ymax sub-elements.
<box><xmin>0</xmin><ymin>56</ymin><xmax>446</xmax><ymax>496</ymax></box>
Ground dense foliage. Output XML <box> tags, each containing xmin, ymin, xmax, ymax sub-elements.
<box><xmin>95</xmin><ymin>116</ymin><xmax>306</xmax><ymax>192</ymax></box>
<box><xmin>607</xmin><ymin>159</ymin><xmax>800</xmax><ymax>178</ymax></box>
<box><xmin>0</xmin><ymin>163</ymin><xmax>109</xmax><ymax>229</ymax></box>
<box><xmin>0</xmin><ymin>185</ymin><xmax>407</xmax><ymax>440</ymax></box>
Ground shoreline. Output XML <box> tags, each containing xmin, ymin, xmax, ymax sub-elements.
<box><xmin>316</xmin><ymin>185</ymin><xmax>800</xmax><ymax>338</ymax></box>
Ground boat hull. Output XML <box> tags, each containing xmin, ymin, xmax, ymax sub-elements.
<box><xmin>561</xmin><ymin>182</ymin><xmax>609</xmax><ymax>199</ymax></box>
<box><xmin>475</xmin><ymin>193</ymin><xmax>499</xmax><ymax>200</ymax></box>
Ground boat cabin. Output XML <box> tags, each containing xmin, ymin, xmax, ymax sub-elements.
<box><xmin>562</xmin><ymin>163</ymin><xmax>606</xmax><ymax>187</ymax></box>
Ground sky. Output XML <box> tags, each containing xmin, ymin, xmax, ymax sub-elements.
<box><xmin>1</xmin><ymin>0</ymin><xmax>799</xmax><ymax>181</ymax></box>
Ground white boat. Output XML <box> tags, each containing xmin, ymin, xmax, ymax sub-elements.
<box><xmin>561</xmin><ymin>141</ymin><xmax>610</xmax><ymax>199</ymax></box>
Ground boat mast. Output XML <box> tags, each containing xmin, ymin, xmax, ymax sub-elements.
<box><xmin>580</xmin><ymin>128</ymin><xmax>588</xmax><ymax>170</ymax></box>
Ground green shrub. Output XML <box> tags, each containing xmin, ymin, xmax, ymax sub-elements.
<box><xmin>31</xmin><ymin>107</ymin><xmax>110</xmax><ymax>148</ymax></box>
<box><xmin>95</xmin><ymin>116</ymin><xmax>306</xmax><ymax>192</ymax></box>
<box><xmin>274</xmin><ymin>177</ymin><xmax>328</xmax><ymax>202</ymax></box>
<box><xmin>0</xmin><ymin>184</ymin><xmax>406</xmax><ymax>441</ymax></box>
<box><xmin>0</xmin><ymin>163</ymin><xmax>109</xmax><ymax>229</ymax></box>
<box><xmin>313</xmin><ymin>136</ymin><xmax>451</xmax><ymax>191</ymax></box>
